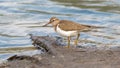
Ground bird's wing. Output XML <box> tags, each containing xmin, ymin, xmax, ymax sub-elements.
<box><xmin>59</xmin><ymin>20</ymin><xmax>90</xmax><ymax>31</ymax></box>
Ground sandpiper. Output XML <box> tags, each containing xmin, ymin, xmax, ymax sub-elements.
<box><xmin>43</xmin><ymin>17</ymin><xmax>99</xmax><ymax>48</ymax></box>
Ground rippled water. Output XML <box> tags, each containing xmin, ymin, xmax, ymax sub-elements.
<box><xmin>0</xmin><ymin>0</ymin><xmax>120</xmax><ymax>61</ymax></box>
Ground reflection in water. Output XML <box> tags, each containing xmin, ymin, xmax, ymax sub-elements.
<box><xmin>0</xmin><ymin>46</ymin><xmax>35</xmax><ymax>54</ymax></box>
<box><xmin>0</xmin><ymin>0</ymin><xmax>120</xmax><ymax>60</ymax></box>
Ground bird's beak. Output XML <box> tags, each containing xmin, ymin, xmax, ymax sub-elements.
<box><xmin>42</xmin><ymin>22</ymin><xmax>50</xmax><ymax>27</ymax></box>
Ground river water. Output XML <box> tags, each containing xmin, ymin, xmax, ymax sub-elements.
<box><xmin>0</xmin><ymin>0</ymin><xmax>120</xmax><ymax>61</ymax></box>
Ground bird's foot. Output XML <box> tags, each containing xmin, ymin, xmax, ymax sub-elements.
<box><xmin>74</xmin><ymin>40</ymin><xmax>78</xmax><ymax>45</ymax></box>
<box><xmin>63</xmin><ymin>45</ymin><xmax>70</xmax><ymax>48</ymax></box>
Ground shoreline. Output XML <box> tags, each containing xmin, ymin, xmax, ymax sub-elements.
<box><xmin>0</xmin><ymin>36</ymin><xmax>120</xmax><ymax>68</ymax></box>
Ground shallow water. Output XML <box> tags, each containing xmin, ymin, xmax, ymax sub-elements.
<box><xmin>0</xmin><ymin>0</ymin><xmax>120</xmax><ymax>61</ymax></box>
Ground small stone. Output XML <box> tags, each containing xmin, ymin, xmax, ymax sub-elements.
<box><xmin>52</xmin><ymin>56</ymin><xmax>55</xmax><ymax>58</ymax></box>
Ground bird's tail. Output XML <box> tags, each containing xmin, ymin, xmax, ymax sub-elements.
<box><xmin>84</xmin><ymin>24</ymin><xmax>106</xmax><ymax>29</ymax></box>
<box><xmin>82</xmin><ymin>24</ymin><xmax>106</xmax><ymax>32</ymax></box>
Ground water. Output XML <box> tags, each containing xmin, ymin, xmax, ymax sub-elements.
<box><xmin>0</xmin><ymin>0</ymin><xmax>120</xmax><ymax>61</ymax></box>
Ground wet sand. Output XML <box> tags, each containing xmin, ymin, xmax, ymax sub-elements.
<box><xmin>1</xmin><ymin>35</ymin><xmax>120</xmax><ymax>68</ymax></box>
<box><xmin>1</xmin><ymin>47</ymin><xmax>120</xmax><ymax>68</ymax></box>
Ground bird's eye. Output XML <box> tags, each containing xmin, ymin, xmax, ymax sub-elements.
<box><xmin>52</xmin><ymin>19</ymin><xmax>55</xmax><ymax>22</ymax></box>
<box><xmin>50</xmin><ymin>18</ymin><xmax>57</xmax><ymax>22</ymax></box>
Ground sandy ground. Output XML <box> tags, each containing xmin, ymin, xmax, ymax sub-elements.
<box><xmin>1</xmin><ymin>35</ymin><xmax>120</xmax><ymax>68</ymax></box>
<box><xmin>1</xmin><ymin>46</ymin><xmax>120</xmax><ymax>68</ymax></box>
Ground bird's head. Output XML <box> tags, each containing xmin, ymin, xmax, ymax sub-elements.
<box><xmin>43</xmin><ymin>17</ymin><xmax>60</xmax><ymax>27</ymax></box>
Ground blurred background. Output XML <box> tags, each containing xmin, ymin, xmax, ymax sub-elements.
<box><xmin>0</xmin><ymin>0</ymin><xmax>120</xmax><ymax>62</ymax></box>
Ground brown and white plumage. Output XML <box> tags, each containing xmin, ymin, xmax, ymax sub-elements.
<box><xmin>43</xmin><ymin>17</ymin><xmax>100</xmax><ymax>48</ymax></box>
<box><xmin>58</xmin><ymin>20</ymin><xmax>92</xmax><ymax>31</ymax></box>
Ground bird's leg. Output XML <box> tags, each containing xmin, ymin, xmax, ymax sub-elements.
<box><xmin>74</xmin><ymin>34</ymin><xmax>80</xmax><ymax>45</ymax></box>
<box><xmin>67</xmin><ymin>36</ymin><xmax>71</xmax><ymax>48</ymax></box>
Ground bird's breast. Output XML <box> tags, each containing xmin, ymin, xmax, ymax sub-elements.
<box><xmin>56</xmin><ymin>25</ymin><xmax>78</xmax><ymax>37</ymax></box>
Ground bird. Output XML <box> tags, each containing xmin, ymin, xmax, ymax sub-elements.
<box><xmin>43</xmin><ymin>17</ymin><xmax>101</xmax><ymax>48</ymax></box>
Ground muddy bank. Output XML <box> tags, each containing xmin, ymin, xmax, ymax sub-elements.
<box><xmin>0</xmin><ymin>35</ymin><xmax>120</xmax><ymax>68</ymax></box>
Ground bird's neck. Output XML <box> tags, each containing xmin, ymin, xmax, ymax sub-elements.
<box><xmin>54</xmin><ymin>23</ymin><xmax>59</xmax><ymax>31</ymax></box>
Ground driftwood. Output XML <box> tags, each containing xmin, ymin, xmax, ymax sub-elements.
<box><xmin>7</xmin><ymin>34</ymin><xmax>63</xmax><ymax>61</ymax></box>
<box><xmin>8</xmin><ymin>55</ymin><xmax>40</xmax><ymax>62</ymax></box>
<box><xmin>29</xmin><ymin>34</ymin><xmax>61</xmax><ymax>55</ymax></box>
